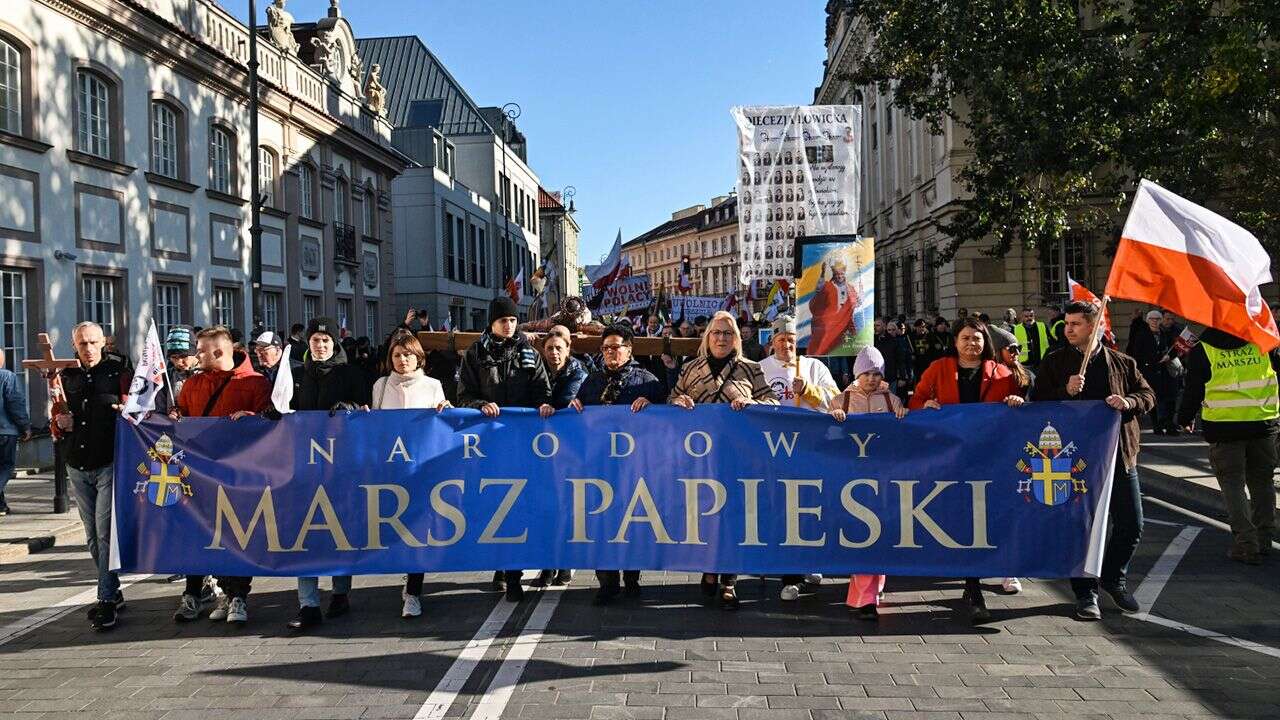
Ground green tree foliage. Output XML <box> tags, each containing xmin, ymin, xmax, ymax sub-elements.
<box><xmin>839</xmin><ymin>0</ymin><xmax>1279</xmax><ymax>259</ymax></box>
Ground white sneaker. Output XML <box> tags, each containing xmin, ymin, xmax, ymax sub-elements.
<box><xmin>804</xmin><ymin>573</ymin><xmax>823</xmax><ymax>586</ymax></box>
<box><xmin>780</xmin><ymin>584</ymin><xmax>801</xmax><ymax>601</ymax></box>
<box><xmin>208</xmin><ymin>594</ymin><xmax>230</xmax><ymax>621</ymax></box>
<box><xmin>226</xmin><ymin>597</ymin><xmax>248</xmax><ymax>624</ymax></box>
<box><xmin>402</xmin><ymin>594</ymin><xmax>422</xmax><ymax>618</ymax></box>
<box><xmin>1002</xmin><ymin>577</ymin><xmax>1023</xmax><ymax>594</ymax></box>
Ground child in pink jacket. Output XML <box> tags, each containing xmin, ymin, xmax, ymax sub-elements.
<box><xmin>830</xmin><ymin>345</ymin><xmax>906</xmax><ymax>620</ymax></box>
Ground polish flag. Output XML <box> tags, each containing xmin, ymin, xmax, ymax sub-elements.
<box><xmin>1106</xmin><ymin>180</ymin><xmax>1279</xmax><ymax>351</ymax></box>
<box><xmin>1067</xmin><ymin>276</ymin><xmax>1114</xmax><ymax>346</ymax></box>
<box><xmin>506</xmin><ymin>269</ymin><xmax>524</xmax><ymax>302</ymax></box>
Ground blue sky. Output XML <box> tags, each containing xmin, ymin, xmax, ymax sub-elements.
<box><xmin>230</xmin><ymin>0</ymin><xmax>828</xmax><ymax>263</ymax></box>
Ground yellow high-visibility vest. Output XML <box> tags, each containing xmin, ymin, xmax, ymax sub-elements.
<box><xmin>1014</xmin><ymin>322</ymin><xmax>1050</xmax><ymax>364</ymax></box>
<box><xmin>1201</xmin><ymin>342</ymin><xmax>1280</xmax><ymax>422</ymax></box>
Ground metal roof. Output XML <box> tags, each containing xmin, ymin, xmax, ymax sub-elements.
<box><xmin>355</xmin><ymin>35</ymin><xmax>494</xmax><ymax>134</ymax></box>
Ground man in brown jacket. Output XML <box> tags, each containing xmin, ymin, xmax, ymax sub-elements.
<box><xmin>1034</xmin><ymin>301</ymin><xmax>1155</xmax><ymax>621</ymax></box>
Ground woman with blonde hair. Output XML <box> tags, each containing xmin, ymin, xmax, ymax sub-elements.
<box><xmin>371</xmin><ymin>330</ymin><xmax>450</xmax><ymax>618</ymax></box>
<box><xmin>670</xmin><ymin>311</ymin><xmax>779</xmax><ymax>609</ymax></box>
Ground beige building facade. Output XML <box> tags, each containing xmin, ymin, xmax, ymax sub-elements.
<box><xmin>816</xmin><ymin>2</ymin><xmax>1116</xmax><ymax>326</ymax></box>
<box><xmin>623</xmin><ymin>195</ymin><xmax>743</xmax><ymax>301</ymax></box>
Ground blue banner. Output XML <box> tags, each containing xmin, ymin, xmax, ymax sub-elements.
<box><xmin>112</xmin><ymin>402</ymin><xmax>1119</xmax><ymax>578</ymax></box>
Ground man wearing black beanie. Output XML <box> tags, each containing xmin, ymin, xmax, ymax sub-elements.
<box><xmin>459</xmin><ymin>295</ymin><xmax>552</xmax><ymax>601</ymax></box>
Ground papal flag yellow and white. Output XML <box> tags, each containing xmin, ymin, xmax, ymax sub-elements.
<box><xmin>1106</xmin><ymin>179</ymin><xmax>1279</xmax><ymax>351</ymax></box>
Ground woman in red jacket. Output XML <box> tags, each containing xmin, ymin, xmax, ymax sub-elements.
<box><xmin>908</xmin><ymin>317</ymin><xmax>1023</xmax><ymax>623</ymax></box>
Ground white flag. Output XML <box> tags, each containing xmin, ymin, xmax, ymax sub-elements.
<box><xmin>271</xmin><ymin>343</ymin><xmax>295</xmax><ymax>414</ymax></box>
<box><xmin>122</xmin><ymin>321</ymin><xmax>167</xmax><ymax>425</ymax></box>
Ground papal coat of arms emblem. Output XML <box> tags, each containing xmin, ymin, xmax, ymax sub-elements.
<box><xmin>133</xmin><ymin>433</ymin><xmax>192</xmax><ymax>508</ymax></box>
<box><xmin>1016</xmin><ymin>423</ymin><xmax>1087</xmax><ymax>506</ymax></box>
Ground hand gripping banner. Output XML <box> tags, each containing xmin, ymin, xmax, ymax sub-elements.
<box><xmin>112</xmin><ymin>402</ymin><xmax>1119</xmax><ymax>578</ymax></box>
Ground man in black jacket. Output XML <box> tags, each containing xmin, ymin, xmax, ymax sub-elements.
<box><xmin>459</xmin><ymin>296</ymin><xmax>552</xmax><ymax>601</ymax></box>
<box><xmin>59</xmin><ymin>322</ymin><xmax>128</xmax><ymax>631</ymax></box>
<box><xmin>1178</xmin><ymin>328</ymin><xmax>1278</xmax><ymax>565</ymax></box>
<box><xmin>1034</xmin><ymin>301</ymin><xmax>1155</xmax><ymax>621</ymax></box>
<box><xmin>287</xmin><ymin>317</ymin><xmax>371</xmax><ymax>631</ymax></box>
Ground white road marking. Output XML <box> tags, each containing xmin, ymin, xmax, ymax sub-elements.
<box><xmin>0</xmin><ymin>574</ymin><xmax>149</xmax><ymax>646</ymax></box>
<box><xmin>413</xmin><ymin>593</ymin><xmax>520</xmax><ymax>720</ymax></box>
<box><xmin>1142</xmin><ymin>517</ymin><xmax>1184</xmax><ymax>527</ymax></box>
<box><xmin>1132</xmin><ymin>525</ymin><xmax>1201</xmax><ymax>611</ymax></box>
<box><xmin>1136</xmin><ymin>611</ymin><xmax>1280</xmax><ymax>660</ymax></box>
<box><xmin>468</xmin><ymin>585</ymin><xmax>565</xmax><ymax>720</ymax></box>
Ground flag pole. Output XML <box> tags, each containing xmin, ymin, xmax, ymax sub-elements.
<box><xmin>1076</xmin><ymin>295</ymin><xmax>1111</xmax><ymax>378</ymax></box>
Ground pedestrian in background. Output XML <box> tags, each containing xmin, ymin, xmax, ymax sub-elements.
<box><xmin>0</xmin><ymin>349</ymin><xmax>30</xmax><ymax>516</ymax></box>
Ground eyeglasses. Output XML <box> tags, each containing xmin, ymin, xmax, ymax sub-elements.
<box><xmin>601</xmin><ymin>343</ymin><xmax>628</xmax><ymax>352</ymax></box>
<box><xmin>710</xmin><ymin>330</ymin><xmax>735</xmax><ymax>338</ymax></box>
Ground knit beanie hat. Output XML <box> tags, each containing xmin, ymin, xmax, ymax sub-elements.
<box><xmin>988</xmin><ymin>325</ymin><xmax>1019</xmax><ymax>355</ymax></box>
<box><xmin>489</xmin><ymin>295</ymin><xmax>519</xmax><ymax>324</ymax></box>
<box><xmin>305</xmin><ymin>316</ymin><xmax>340</xmax><ymax>344</ymax></box>
<box><xmin>164</xmin><ymin>326</ymin><xmax>195</xmax><ymax>355</ymax></box>
<box><xmin>852</xmin><ymin>345</ymin><xmax>885</xmax><ymax>377</ymax></box>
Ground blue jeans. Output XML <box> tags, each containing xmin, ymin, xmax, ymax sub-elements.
<box><xmin>1072</xmin><ymin>465</ymin><xmax>1143</xmax><ymax>599</ymax></box>
<box><xmin>0</xmin><ymin>434</ymin><xmax>15</xmax><ymax>498</ymax></box>
<box><xmin>68</xmin><ymin>464</ymin><xmax>121</xmax><ymax>603</ymax></box>
<box><xmin>297</xmin><ymin>575</ymin><xmax>351</xmax><ymax>608</ymax></box>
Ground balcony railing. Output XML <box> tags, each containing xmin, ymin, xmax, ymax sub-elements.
<box><xmin>333</xmin><ymin>223</ymin><xmax>359</xmax><ymax>266</ymax></box>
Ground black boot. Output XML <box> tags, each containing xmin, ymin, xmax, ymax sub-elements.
<box><xmin>491</xmin><ymin>571</ymin><xmax>506</xmax><ymax>593</ymax></box>
<box><xmin>325</xmin><ymin>593</ymin><xmax>350</xmax><ymax>618</ymax></box>
<box><xmin>963</xmin><ymin>587</ymin><xmax>991</xmax><ymax>624</ymax></box>
<box><xmin>287</xmin><ymin>606</ymin><xmax>322</xmax><ymax>631</ymax></box>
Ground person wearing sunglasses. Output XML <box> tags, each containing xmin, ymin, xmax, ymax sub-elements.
<box><xmin>571</xmin><ymin>323</ymin><xmax>667</xmax><ymax>604</ymax></box>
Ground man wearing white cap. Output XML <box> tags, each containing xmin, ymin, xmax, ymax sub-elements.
<box><xmin>252</xmin><ymin>330</ymin><xmax>300</xmax><ymax>388</ymax></box>
<box><xmin>759</xmin><ymin>314</ymin><xmax>839</xmax><ymax>601</ymax></box>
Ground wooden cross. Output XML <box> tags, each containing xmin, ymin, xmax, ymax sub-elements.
<box><xmin>22</xmin><ymin>333</ymin><xmax>81</xmax><ymax>420</ymax></box>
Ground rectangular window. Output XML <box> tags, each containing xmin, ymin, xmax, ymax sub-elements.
<box><xmin>336</xmin><ymin>298</ymin><xmax>351</xmax><ymax>331</ymax></box>
<box><xmin>299</xmin><ymin>167</ymin><xmax>313</xmax><ymax>219</ymax></box>
<box><xmin>210</xmin><ymin>127</ymin><xmax>232</xmax><ymax>194</ymax></box>
<box><xmin>922</xmin><ymin>247</ymin><xmax>937</xmax><ymax>311</ymax></box>
<box><xmin>81</xmin><ymin>275</ymin><xmax>116</xmax><ymax>338</ymax></box>
<box><xmin>454</xmin><ymin>216</ymin><xmax>466</xmax><ymax>282</ymax></box>
<box><xmin>1040</xmin><ymin>233</ymin><xmax>1089</xmax><ymax>302</ymax></box>
<box><xmin>901</xmin><ymin>253</ymin><xmax>916</xmax><ymax>315</ymax></box>
<box><xmin>334</xmin><ymin>181</ymin><xmax>347</xmax><ymax>225</ymax></box>
<box><xmin>154</xmin><ymin>282</ymin><xmax>183</xmax><ymax>340</ymax></box>
<box><xmin>0</xmin><ymin>269</ymin><xmax>28</xmax><ymax>408</ymax></box>
<box><xmin>365</xmin><ymin>301</ymin><xmax>377</xmax><ymax>338</ymax></box>
<box><xmin>477</xmin><ymin>227</ymin><xmax>487</xmax><ymax>287</ymax></box>
<box><xmin>443</xmin><ymin>211</ymin><xmax>455</xmax><ymax>280</ymax></box>
<box><xmin>77</xmin><ymin>71</ymin><xmax>111</xmax><ymax>158</ymax></box>
<box><xmin>263</xmin><ymin>291</ymin><xmax>280</xmax><ymax>333</ymax></box>
<box><xmin>213</xmin><ymin>287</ymin><xmax>236</xmax><ymax>328</ymax></box>
<box><xmin>469</xmin><ymin>223</ymin><xmax>479</xmax><ymax>285</ymax></box>
<box><xmin>150</xmin><ymin>103</ymin><xmax>178</xmax><ymax>179</ymax></box>
<box><xmin>303</xmin><ymin>295</ymin><xmax>319</xmax><ymax>323</ymax></box>
<box><xmin>363</xmin><ymin>192</ymin><xmax>375</xmax><ymax>237</ymax></box>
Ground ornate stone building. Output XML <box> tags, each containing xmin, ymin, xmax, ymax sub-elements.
<box><xmin>538</xmin><ymin>188</ymin><xmax>581</xmax><ymax>311</ymax></box>
<box><xmin>0</xmin><ymin>0</ymin><xmax>408</xmax><ymax>408</ymax></box>
<box><xmin>622</xmin><ymin>195</ymin><xmax>745</xmax><ymax>302</ymax></box>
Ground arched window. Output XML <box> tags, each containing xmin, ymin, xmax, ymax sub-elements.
<box><xmin>76</xmin><ymin>70</ymin><xmax>112</xmax><ymax>158</ymax></box>
<box><xmin>334</xmin><ymin>177</ymin><xmax>347</xmax><ymax>225</ymax></box>
<box><xmin>258</xmin><ymin>147</ymin><xmax>276</xmax><ymax>207</ymax></box>
<box><xmin>0</xmin><ymin>36</ymin><xmax>22</xmax><ymax>134</ymax></box>
<box><xmin>150</xmin><ymin>101</ymin><xmax>180</xmax><ymax>178</ymax></box>
<box><xmin>298</xmin><ymin>163</ymin><xmax>315</xmax><ymax>219</ymax></box>
<box><xmin>209</xmin><ymin>124</ymin><xmax>235</xmax><ymax>194</ymax></box>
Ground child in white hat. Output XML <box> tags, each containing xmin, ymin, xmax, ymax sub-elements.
<box><xmin>829</xmin><ymin>344</ymin><xmax>906</xmax><ymax>620</ymax></box>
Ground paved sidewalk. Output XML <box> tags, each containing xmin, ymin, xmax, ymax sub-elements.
<box><xmin>0</xmin><ymin>472</ymin><xmax>82</xmax><ymax>561</ymax></box>
<box><xmin>1138</xmin><ymin>430</ymin><xmax>1280</xmax><ymax>521</ymax></box>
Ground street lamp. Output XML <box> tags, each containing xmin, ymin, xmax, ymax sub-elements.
<box><xmin>248</xmin><ymin>0</ymin><xmax>263</xmax><ymax>328</ymax></box>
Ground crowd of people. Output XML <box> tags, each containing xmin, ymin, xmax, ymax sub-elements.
<box><xmin>10</xmin><ymin>293</ymin><xmax>1274</xmax><ymax>635</ymax></box>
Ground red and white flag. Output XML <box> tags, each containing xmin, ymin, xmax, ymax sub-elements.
<box><xmin>506</xmin><ymin>269</ymin><xmax>524</xmax><ymax>302</ymax></box>
<box><xmin>1067</xmin><ymin>275</ymin><xmax>1114</xmax><ymax>346</ymax></box>
<box><xmin>1107</xmin><ymin>179</ymin><xmax>1278</xmax><ymax>351</ymax></box>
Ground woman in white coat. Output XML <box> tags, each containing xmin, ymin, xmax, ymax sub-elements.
<box><xmin>371</xmin><ymin>331</ymin><xmax>451</xmax><ymax>618</ymax></box>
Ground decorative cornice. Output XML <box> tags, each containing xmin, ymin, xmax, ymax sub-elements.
<box><xmin>145</xmin><ymin>171</ymin><xmax>199</xmax><ymax>194</ymax></box>
<box><xmin>0</xmin><ymin>131</ymin><xmax>53</xmax><ymax>154</ymax></box>
<box><xmin>66</xmin><ymin>149</ymin><xmax>135</xmax><ymax>176</ymax></box>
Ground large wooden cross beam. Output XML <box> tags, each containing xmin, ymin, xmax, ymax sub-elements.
<box><xmin>415</xmin><ymin>331</ymin><xmax>702</xmax><ymax>357</ymax></box>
